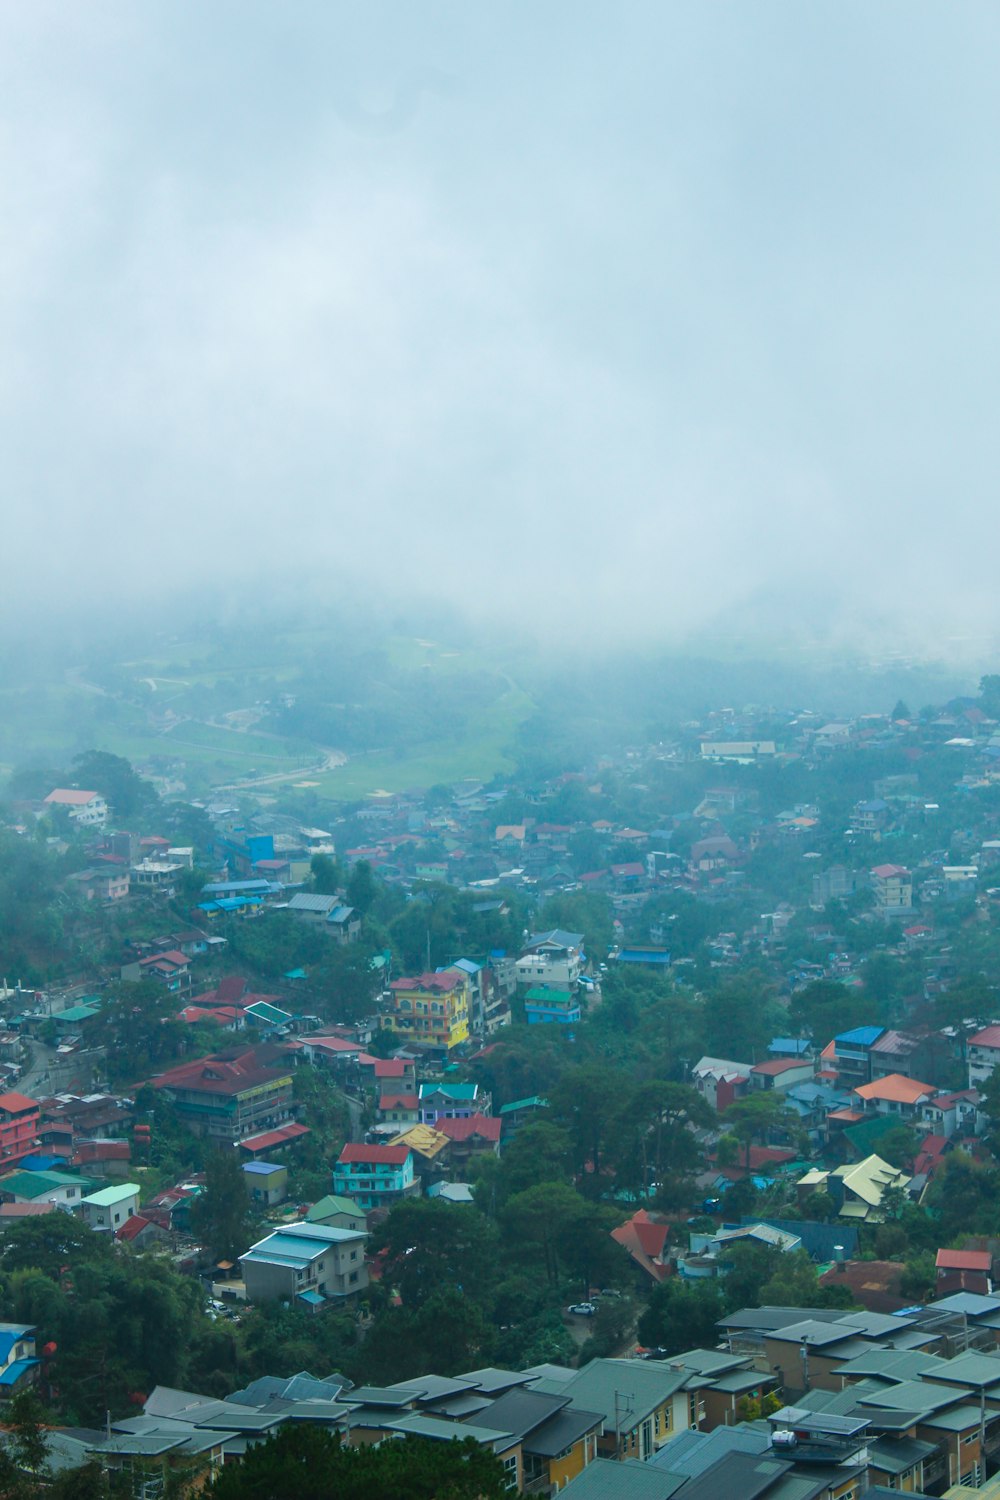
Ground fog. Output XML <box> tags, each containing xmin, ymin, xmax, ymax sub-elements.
<box><xmin>2</xmin><ymin>3</ymin><xmax>999</xmax><ymax>657</ymax></box>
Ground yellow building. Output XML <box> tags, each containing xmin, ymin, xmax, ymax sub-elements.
<box><xmin>385</xmin><ymin>971</ymin><xmax>470</xmax><ymax>1052</ymax></box>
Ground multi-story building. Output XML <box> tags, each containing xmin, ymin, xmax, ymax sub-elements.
<box><xmin>149</xmin><ymin>1047</ymin><xmax>297</xmax><ymax>1144</ymax></box>
<box><xmin>77</xmin><ymin>1183</ymin><xmax>140</xmax><ymax>1232</ymax></box>
<box><xmin>870</xmin><ymin>863</ymin><xmax>912</xmax><ymax>917</ymax></box>
<box><xmin>43</xmin><ymin>788</ymin><xmax>108</xmax><ymax>826</ymax></box>
<box><xmin>523</xmin><ymin>986</ymin><xmax>581</xmax><ymax>1026</ymax></box>
<box><xmin>384</xmin><ymin>971</ymin><xmax>470</xmax><ymax>1053</ymax></box>
<box><xmin>417</xmin><ymin>1082</ymin><xmax>490</xmax><ymax>1126</ymax></box>
<box><xmin>0</xmin><ymin>1092</ymin><xmax>40</xmax><ymax>1170</ymax></box>
<box><xmin>515</xmin><ymin>930</ymin><xmax>585</xmax><ymax>990</ymax></box>
<box><xmin>240</xmin><ymin>1221</ymin><xmax>368</xmax><ymax>1307</ymax></box>
<box><xmin>332</xmin><ymin>1143</ymin><xmax>419</xmax><ymax>1211</ymax></box>
<box><xmin>968</xmin><ymin>1024</ymin><xmax>1000</xmax><ymax>1087</ymax></box>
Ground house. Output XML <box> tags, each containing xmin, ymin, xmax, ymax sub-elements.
<box><xmin>515</xmin><ymin>931</ymin><xmax>585</xmax><ymax>991</ymax></box>
<box><xmin>750</xmin><ymin>1059</ymin><xmax>815</xmax><ymax>1092</ymax></box>
<box><xmin>306</xmin><ymin>1195</ymin><xmax>366</xmax><ymax>1234</ymax></box>
<box><xmin>870</xmin><ymin>863</ymin><xmax>913</xmax><ymax>917</ymax></box>
<box><xmin>936</xmin><ymin>1249</ymin><xmax>993</xmax><ymax>1297</ymax></box>
<box><xmin>327</xmin><ymin>905</ymin><xmax>360</xmax><ymax>944</ymax></box>
<box><xmin>967</xmin><ymin>1024</ymin><xmax>1000</xmax><ymax>1086</ymax></box>
<box><xmin>0</xmin><ymin>1324</ymin><xmax>38</xmax><ymax>1397</ymax></box>
<box><xmin>0</xmin><ymin>1170</ymin><xmax>94</xmax><ymax>1208</ymax></box>
<box><xmin>852</xmin><ymin>1073</ymin><xmax>937</xmax><ymax>1120</ymax></box>
<box><xmin>920</xmin><ymin>1088</ymin><xmax>984</xmax><ymax>1139</ymax></box>
<box><xmin>833</xmin><ymin>1027</ymin><xmax>886</xmax><ymax>1088</ymax></box>
<box><xmin>797</xmin><ymin>1154</ymin><xmax>910</xmax><ymax>1224</ymax></box>
<box><xmin>434</xmin><ymin>1114</ymin><xmax>501</xmax><ymax>1172</ymax></box>
<box><xmin>691</xmin><ymin>1058</ymin><xmax>752</xmax><ymax>1111</ymax></box>
<box><xmin>240</xmin><ymin>1221</ymin><xmax>368</xmax><ymax>1307</ymax></box>
<box><xmin>418</xmin><ymin>1082</ymin><xmax>489</xmax><ymax>1126</ymax></box>
<box><xmin>77</xmin><ymin>1183</ymin><xmax>141</xmax><ymax>1232</ymax></box>
<box><xmin>523</xmin><ymin>986</ymin><xmax>582</xmax><ymax>1026</ymax></box>
<box><xmin>284</xmin><ymin>892</ymin><xmax>343</xmax><ymax>924</ymax></box>
<box><xmin>611</xmin><ymin>1209</ymin><xmax>671</xmax><ymax>1283</ymax></box>
<box><xmin>467</xmin><ymin>1386</ymin><xmax>603</xmax><ymax>1494</ymax></box>
<box><xmin>236</xmin><ymin>1121</ymin><xmax>311</xmax><ymax>1159</ymax></box>
<box><xmin>384</xmin><ymin>972</ymin><xmax>471</xmax><ymax>1054</ymax></box>
<box><xmin>0</xmin><ymin>1093</ymin><xmax>40</xmax><ymax>1170</ymax></box>
<box><xmin>332</xmin><ymin>1144</ymin><xmax>419</xmax><ymax>1211</ymax></box>
<box><xmin>44</xmin><ymin>789</ymin><xmax>108</xmax><ymax>826</ymax></box>
<box><xmin>67</xmin><ymin>867</ymin><xmax>130</xmax><ymax>902</ymax></box>
<box><xmin>376</xmin><ymin>1093</ymin><xmax>420</xmax><ymax>1128</ymax></box>
<box><xmin>149</xmin><ymin>1048</ymin><xmax>297</xmax><ymax>1145</ymax></box>
<box><xmin>242</xmin><ymin>1161</ymin><xmax>288</xmax><ymax>1207</ymax></box>
<box><xmin>498</xmin><ymin>1096</ymin><xmax>547</xmax><ymax>1139</ymax></box>
<box><xmin>115</xmin><ymin>1215</ymin><xmax>168</xmax><ymax>1249</ymax></box>
<box><xmin>549</xmin><ymin>1358</ymin><xmax>696</xmax><ymax>1461</ymax></box>
<box><xmin>135</xmin><ymin>950</ymin><xmax>192</xmax><ymax>993</ymax></box>
<box><xmin>243</xmin><ymin>1000</ymin><xmax>294</xmax><ymax>1034</ymax></box>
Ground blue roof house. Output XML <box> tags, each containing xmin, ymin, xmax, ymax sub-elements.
<box><xmin>0</xmin><ymin>1324</ymin><xmax>38</xmax><ymax>1396</ymax></box>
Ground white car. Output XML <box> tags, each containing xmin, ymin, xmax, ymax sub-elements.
<box><xmin>567</xmin><ymin>1302</ymin><xmax>597</xmax><ymax>1317</ymax></box>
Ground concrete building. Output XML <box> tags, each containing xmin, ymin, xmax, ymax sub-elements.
<box><xmin>77</xmin><ymin>1183</ymin><xmax>141</xmax><ymax>1232</ymax></box>
<box><xmin>240</xmin><ymin>1221</ymin><xmax>368</xmax><ymax>1308</ymax></box>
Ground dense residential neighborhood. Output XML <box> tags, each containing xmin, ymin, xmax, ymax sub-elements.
<box><xmin>7</xmin><ymin>686</ymin><xmax>1000</xmax><ymax>1493</ymax></box>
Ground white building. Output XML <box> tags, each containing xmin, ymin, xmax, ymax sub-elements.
<box><xmin>78</xmin><ymin>1183</ymin><xmax>141</xmax><ymax>1232</ymax></box>
<box><xmin>43</xmin><ymin>789</ymin><xmax>108</xmax><ymax>827</ymax></box>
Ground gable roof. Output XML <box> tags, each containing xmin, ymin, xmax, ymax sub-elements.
<box><xmin>556</xmin><ymin>1358</ymin><xmax>688</xmax><ymax>1430</ymax></box>
<box><xmin>854</xmin><ymin>1074</ymin><xmax>936</xmax><ymax>1105</ymax></box>
<box><xmin>337</xmin><ymin>1144</ymin><xmax>411</xmax><ymax>1166</ymax></box>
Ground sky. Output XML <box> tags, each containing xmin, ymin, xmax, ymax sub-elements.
<box><xmin>2</xmin><ymin>3</ymin><xmax>999</xmax><ymax>657</ymax></box>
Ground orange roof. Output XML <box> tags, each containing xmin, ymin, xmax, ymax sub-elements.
<box><xmin>854</xmin><ymin>1072</ymin><xmax>935</xmax><ymax>1105</ymax></box>
<box><xmin>44</xmin><ymin>788</ymin><xmax>100</xmax><ymax>805</ymax></box>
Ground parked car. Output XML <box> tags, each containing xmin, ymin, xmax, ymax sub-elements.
<box><xmin>567</xmin><ymin>1302</ymin><xmax>597</xmax><ymax>1317</ymax></box>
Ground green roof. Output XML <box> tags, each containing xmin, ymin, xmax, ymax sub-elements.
<box><xmin>524</xmin><ymin>987</ymin><xmax>573</xmax><ymax>1003</ymax></box>
<box><xmin>842</xmin><ymin>1114</ymin><xmax>899</xmax><ymax>1157</ymax></box>
<box><xmin>419</xmin><ymin>1083</ymin><xmax>478</xmax><ymax>1101</ymax></box>
<box><xmin>81</xmin><ymin>1183</ymin><xmax>141</xmax><ymax>1208</ymax></box>
<box><xmin>306</xmin><ymin>1195</ymin><xmax>364</xmax><ymax>1222</ymax></box>
<box><xmin>244</xmin><ymin>1001</ymin><xmax>292</xmax><ymax>1025</ymax></box>
<box><xmin>0</xmin><ymin>1171</ymin><xmax>95</xmax><ymax>1200</ymax></box>
<box><xmin>499</xmin><ymin>1096</ymin><xmax>547</xmax><ymax>1115</ymax></box>
<box><xmin>51</xmin><ymin>1003</ymin><xmax>101</xmax><ymax>1023</ymax></box>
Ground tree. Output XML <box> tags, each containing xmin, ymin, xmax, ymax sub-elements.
<box><xmin>548</xmin><ymin>1064</ymin><xmax>624</xmax><ymax>1185</ymax></box>
<box><xmin>788</xmin><ymin>980</ymin><xmax>869</xmax><ymax>1043</ymax></box>
<box><xmin>370</xmin><ymin>1199</ymin><xmax>500</xmax><ymax>1311</ymax></box>
<box><xmin>875</xmin><ymin>1125</ymin><xmax>918</xmax><ymax>1172</ymax></box>
<box><xmin>310</xmin><ymin>854</ymin><xmax>344</xmax><ymax>894</ymax></box>
<box><xmin>71</xmin><ymin>750</ymin><xmax>158</xmax><ymax>822</ymax></box>
<box><xmin>205</xmin><ymin>1426</ymin><xmax>509</xmax><ymax>1500</ymax></box>
<box><xmin>701</xmin><ymin>972</ymin><xmax>783</xmax><ymax>1061</ymax></box>
<box><xmin>724</xmin><ymin>1092</ymin><xmax>791</xmax><ymax>1174</ymax></box>
<box><xmin>637</xmin><ymin>1279</ymin><xmax>726</xmax><ymax>1355</ymax></box>
<box><xmin>346</xmin><ymin>861</ymin><xmax>378</xmax><ymax>916</ymax></box>
<box><xmin>190</xmin><ymin>1150</ymin><xmax>258</xmax><ymax>1261</ymax></box>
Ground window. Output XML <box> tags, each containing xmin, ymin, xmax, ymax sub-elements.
<box><xmin>349</xmin><ymin>1271</ymin><xmax>358</xmax><ymax>1284</ymax></box>
<box><xmin>350</xmin><ymin>1250</ymin><xmax>358</xmax><ymax>1261</ymax></box>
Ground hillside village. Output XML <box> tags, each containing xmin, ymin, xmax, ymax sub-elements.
<box><xmin>6</xmin><ymin>688</ymin><xmax>1000</xmax><ymax>1493</ymax></box>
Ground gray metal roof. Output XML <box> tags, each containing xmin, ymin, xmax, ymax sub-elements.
<box><xmin>557</xmin><ymin>1358</ymin><xmax>689</xmax><ymax>1429</ymax></box>
<box><xmin>522</xmin><ymin>1405</ymin><xmax>604</xmax><ymax>1457</ymax></box>
<box><xmin>560</xmin><ymin>1457</ymin><xmax>687</xmax><ymax>1499</ymax></box>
